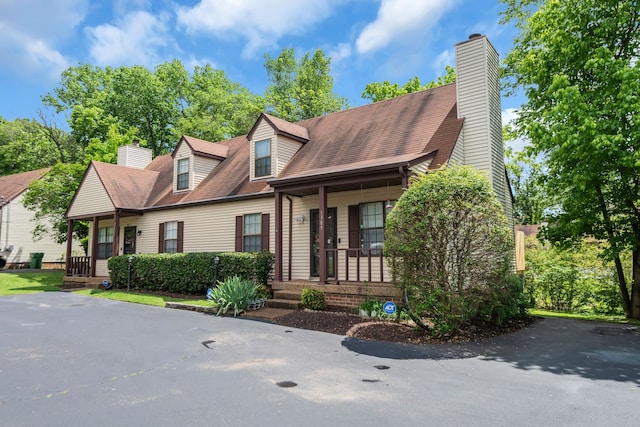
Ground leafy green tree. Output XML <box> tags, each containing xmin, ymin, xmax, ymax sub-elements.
<box><xmin>505</xmin><ymin>147</ymin><xmax>550</xmax><ymax>224</ymax></box>
<box><xmin>362</xmin><ymin>65</ymin><xmax>456</xmax><ymax>102</ymax></box>
<box><xmin>501</xmin><ymin>0</ymin><xmax>640</xmax><ymax>318</ymax></box>
<box><xmin>177</xmin><ymin>65</ymin><xmax>264</xmax><ymax>142</ymax></box>
<box><xmin>264</xmin><ymin>48</ymin><xmax>347</xmax><ymax>122</ymax></box>
<box><xmin>0</xmin><ymin>117</ymin><xmax>59</xmax><ymax>174</ymax></box>
<box><xmin>21</xmin><ymin>162</ymin><xmax>88</xmax><ymax>245</ymax></box>
<box><xmin>385</xmin><ymin>166</ymin><xmax>522</xmax><ymax>335</ymax></box>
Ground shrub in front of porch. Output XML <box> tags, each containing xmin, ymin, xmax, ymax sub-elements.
<box><xmin>384</xmin><ymin>166</ymin><xmax>526</xmax><ymax>336</ymax></box>
<box><xmin>107</xmin><ymin>251</ymin><xmax>274</xmax><ymax>295</ymax></box>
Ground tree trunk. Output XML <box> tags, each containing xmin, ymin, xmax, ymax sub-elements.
<box><xmin>632</xmin><ymin>249</ymin><xmax>640</xmax><ymax>319</ymax></box>
<box><xmin>613</xmin><ymin>256</ymin><xmax>632</xmax><ymax>316</ymax></box>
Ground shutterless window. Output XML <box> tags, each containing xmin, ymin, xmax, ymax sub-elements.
<box><xmin>97</xmin><ymin>226</ymin><xmax>113</xmax><ymax>259</ymax></box>
<box><xmin>243</xmin><ymin>214</ymin><xmax>261</xmax><ymax>252</ymax></box>
<box><xmin>360</xmin><ymin>201</ymin><xmax>395</xmax><ymax>255</ymax></box>
<box><xmin>254</xmin><ymin>139</ymin><xmax>271</xmax><ymax>177</ymax></box>
<box><xmin>177</xmin><ymin>158</ymin><xmax>189</xmax><ymax>190</ymax></box>
<box><xmin>164</xmin><ymin>221</ymin><xmax>178</xmax><ymax>253</ymax></box>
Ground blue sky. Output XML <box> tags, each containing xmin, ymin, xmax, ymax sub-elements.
<box><xmin>0</xmin><ymin>0</ymin><xmax>523</xmax><ymax>146</ymax></box>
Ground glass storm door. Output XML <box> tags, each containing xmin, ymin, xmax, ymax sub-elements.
<box><xmin>310</xmin><ymin>208</ymin><xmax>337</xmax><ymax>278</ymax></box>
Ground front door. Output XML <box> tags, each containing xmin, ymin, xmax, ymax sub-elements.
<box><xmin>310</xmin><ymin>208</ymin><xmax>337</xmax><ymax>278</ymax></box>
<box><xmin>123</xmin><ymin>226</ymin><xmax>137</xmax><ymax>255</ymax></box>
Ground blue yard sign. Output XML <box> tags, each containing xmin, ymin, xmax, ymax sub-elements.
<box><xmin>383</xmin><ymin>301</ymin><xmax>396</xmax><ymax>315</ymax></box>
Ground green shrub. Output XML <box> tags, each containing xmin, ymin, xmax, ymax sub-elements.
<box><xmin>524</xmin><ymin>237</ymin><xmax>627</xmax><ymax>314</ymax></box>
<box><xmin>254</xmin><ymin>251</ymin><xmax>275</xmax><ymax>286</ymax></box>
<box><xmin>385</xmin><ymin>166</ymin><xmax>519</xmax><ymax>336</ymax></box>
<box><xmin>254</xmin><ymin>283</ymin><xmax>272</xmax><ymax>300</ymax></box>
<box><xmin>107</xmin><ymin>251</ymin><xmax>274</xmax><ymax>295</ymax></box>
<box><xmin>207</xmin><ymin>276</ymin><xmax>257</xmax><ymax>317</ymax></box>
<box><xmin>301</xmin><ymin>288</ymin><xmax>326</xmax><ymax>311</ymax></box>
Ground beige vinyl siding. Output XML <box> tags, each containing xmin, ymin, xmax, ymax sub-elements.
<box><xmin>68</xmin><ymin>167</ymin><xmax>115</xmax><ymax>217</ymax></box>
<box><xmin>287</xmin><ymin>186</ymin><xmax>403</xmax><ymax>282</ymax></box>
<box><xmin>275</xmin><ymin>136</ymin><xmax>303</xmax><ymax>176</ymax></box>
<box><xmin>115</xmin><ymin>198</ymin><xmax>275</xmax><ymax>256</ymax></box>
<box><xmin>410</xmin><ymin>159</ymin><xmax>432</xmax><ymax>174</ymax></box>
<box><xmin>456</xmin><ymin>36</ymin><xmax>509</xmax><ymax>217</ymax></box>
<box><xmin>173</xmin><ymin>143</ymin><xmax>192</xmax><ymax>192</ymax></box>
<box><xmin>449</xmin><ymin>131</ymin><xmax>465</xmax><ymax>166</ymax></box>
<box><xmin>193</xmin><ymin>156</ymin><xmax>221</xmax><ymax>187</ymax></box>
<box><xmin>0</xmin><ymin>193</ymin><xmax>82</xmax><ymax>263</ymax></box>
<box><xmin>250</xmin><ymin>120</ymin><xmax>275</xmax><ymax>180</ymax></box>
<box><xmin>117</xmin><ymin>144</ymin><xmax>152</xmax><ymax>169</ymax></box>
<box><xmin>92</xmin><ymin>218</ymin><xmax>113</xmax><ymax>277</ymax></box>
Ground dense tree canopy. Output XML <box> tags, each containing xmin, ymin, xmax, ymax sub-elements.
<box><xmin>264</xmin><ymin>48</ymin><xmax>347</xmax><ymax>122</ymax></box>
<box><xmin>501</xmin><ymin>0</ymin><xmax>640</xmax><ymax>318</ymax></box>
<box><xmin>362</xmin><ymin>65</ymin><xmax>456</xmax><ymax>102</ymax></box>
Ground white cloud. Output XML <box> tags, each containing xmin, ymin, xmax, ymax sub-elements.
<box><xmin>356</xmin><ymin>0</ymin><xmax>458</xmax><ymax>54</ymax></box>
<box><xmin>433</xmin><ymin>49</ymin><xmax>453</xmax><ymax>73</ymax></box>
<box><xmin>328</xmin><ymin>43</ymin><xmax>352</xmax><ymax>63</ymax></box>
<box><xmin>176</xmin><ymin>0</ymin><xmax>342</xmax><ymax>58</ymax></box>
<box><xmin>85</xmin><ymin>11</ymin><xmax>175</xmax><ymax>67</ymax></box>
<box><xmin>0</xmin><ymin>0</ymin><xmax>87</xmax><ymax>80</ymax></box>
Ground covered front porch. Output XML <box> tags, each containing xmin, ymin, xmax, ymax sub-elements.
<box><xmin>270</xmin><ymin>155</ymin><xmax>421</xmax><ymax>286</ymax></box>
<box><xmin>64</xmin><ymin>208</ymin><xmax>142</xmax><ymax>285</ymax></box>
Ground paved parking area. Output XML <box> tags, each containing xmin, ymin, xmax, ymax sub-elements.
<box><xmin>1</xmin><ymin>292</ymin><xmax>638</xmax><ymax>426</ymax></box>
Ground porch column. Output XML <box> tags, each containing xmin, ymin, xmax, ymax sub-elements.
<box><xmin>91</xmin><ymin>217</ymin><xmax>99</xmax><ymax>277</ymax></box>
<box><xmin>112</xmin><ymin>211</ymin><xmax>120</xmax><ymax>257</ymax></box>
<box><xmin>65</xmin><ymin>220</ymin><xmax>73</xmax><ymax>275</ymax></box>
<box><xmin>274</xmin><ymin>191</ymin><xmax>283</xmax><ymax>281</ymax></box>
<box><xmin>319</xmin><ymin>186</ymin><xmax>327</xmax><ymax>284</ymax></box>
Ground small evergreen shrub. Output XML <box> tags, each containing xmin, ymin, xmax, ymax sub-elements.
<box><xmin>301</xmin><ymin>288</ymin><xmax>326</xmax><ymax>311</ymax></box>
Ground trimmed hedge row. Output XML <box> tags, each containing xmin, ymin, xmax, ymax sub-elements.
<box><xmin>107</xmin><ymin>251</ymin><xmax>274</xmax><ymax>296</ymax></box>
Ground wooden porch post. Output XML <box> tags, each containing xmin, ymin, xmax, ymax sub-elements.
<box><xmin>65</xmin><ymin>220</ymin><xmax>73</xmax><ymax>275</ymax></box>
<box><xmin>112</xmin><ymin>211</ymin><xmax>120</xmax><ymax>258</ymax></box>
<box><xmin>275</xmin><ymin>191</ymin><xmax>283</xmax><ymax>281</ymax></box>
<box><xmin>319</xmin><ymin>186</ymin><xmax>327</xmax><ymax>284</ymax></box>
<box><xmin>91</xmin><ymin>217</ymin><xmax>99</xmax><ymax>277</ymax></box>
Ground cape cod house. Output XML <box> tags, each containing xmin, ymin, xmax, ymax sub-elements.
<box><xmin>64</xmin><ymin>35</ymin><xmax>513</xmax><ymax>304</ymax></box>
<box><xmin>0</xmin><ymin>168</ymin><xmax>83</xmax><ymax>268</ymax></box>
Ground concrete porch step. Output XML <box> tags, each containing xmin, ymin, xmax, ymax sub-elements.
<box><xmin>273</xmin><ymin>290</ymin><xmax>303</xmax><ymax>301</ymax></box>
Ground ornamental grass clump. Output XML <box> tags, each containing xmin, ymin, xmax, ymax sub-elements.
<box><xmin>207</xmin><ymin>276</ymin><xmax>257</xmax><ymax>317</ymax></box>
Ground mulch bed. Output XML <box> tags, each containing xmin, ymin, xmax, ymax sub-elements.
<box><xmin>273</xmin><ymin>309</ymin><xmax>539</xmax><ymax>345</ymax></box>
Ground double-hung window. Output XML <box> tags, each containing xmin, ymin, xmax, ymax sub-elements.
<box><xmin>177</xmin><ymin>158</ymin><xmax>189</xmax><ymax>190</ymax></box>
<box><xmin>254</xmin><ymin>139</ymin><xmax>271</xmax><ymax>177</ymax></box>
<box><xmin>243</xmin><ymin>214</ymin><xmax>262</xmax><ymax>252</ymax></box>
<box><xmin>349</xmin><ymin>201</ymin><xmax>395</xmax><ymax>256</ymax></box>
<box><xmin>97</xmin><ymin>226</ymin><xmax>113</xmax><ymax>259</ymax></box>
<box><xmin>164</xmin><ymin>221</ymin><xmax>178</xmax><ymax>253</ymax></box>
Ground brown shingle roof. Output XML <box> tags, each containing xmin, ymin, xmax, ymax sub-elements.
<box><xmin>86</xmin><ymin>83</ymin><xmax>461</xmax><ymax>211</ymax></box>
<box><xmin>274</xmin><ymin>83</ymin><xmax>460</xmax><ymax>178</ymax></box>
<box><xmin>92</xmin><ymin>161</ymin><xmax>160</xmax><ymax>209</ymax></box>
<box><xmin>178</xmin><ymin>135</ymin><xmax>229</xmax><ymax>160</ymax></box>
<box><xmin>247</xmin><ymin>113</ymin><xmax>310</xmax><ymax>143</ymax></box>
<box><xmin>0</xmin><ymin>168</ymin><xmax>50</xmax><ymax>201</ymax></box>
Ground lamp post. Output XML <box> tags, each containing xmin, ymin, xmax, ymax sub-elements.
<box><xmin>213</xmin><ymin>256</ymin><xmax>220</xmax><ymax>288</ymax></box>
<box><xmin>127</xmin><ymin>256</ymin><xmax>133</xmax><ymax>292</ymax></box>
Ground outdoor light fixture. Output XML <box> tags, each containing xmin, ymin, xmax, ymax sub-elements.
<box><xmin>137</xmin><ymin>230</ymin><xmax>142</xmax><ymax>236</ymax></box>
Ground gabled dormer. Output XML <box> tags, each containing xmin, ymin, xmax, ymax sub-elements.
<box><xmin>172</xmin><ymin>135</ymin><xmax>229</xmax><ymax>192</ymax></box>
<box><xmin>246</xmin><ymin>113</ymin><xmax>309</xmax><ymax>181</ymax></box>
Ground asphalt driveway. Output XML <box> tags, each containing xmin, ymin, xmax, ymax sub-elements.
<box><xmin>1</xmin><ymin>292</ymin><xmax>638</xmax><ymax>426</ymax></box>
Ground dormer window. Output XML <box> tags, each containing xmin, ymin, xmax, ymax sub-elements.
<box><xmin>177</xmin><ymin>158</ymin><xmax>189</xmax><ymax>190</ymax></box>
<box><xmin>255</xmin><ymin>139</ymin><xmax>271</xmax><ymax>177</ymax></box>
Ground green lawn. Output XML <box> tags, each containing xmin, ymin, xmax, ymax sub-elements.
<box><xmin>0</xmin><ymin>271</ymin><xmax>209</xmax><ymax>307</ymax></box>
<box><xmin>73</xmin><ymin>288</ymin><xmax>209</xmax><ymax>307</ymax></box>
<box><xmin>530</xmin><ymin>308</ymin><xmax>640</xmax><ymax>325</ymax></box>
<box><xmin>0</xmin><ymin>271</ymin><xmax>64</xmax><ymax>295</ymax></box>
